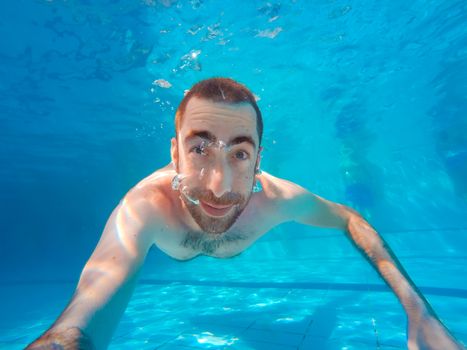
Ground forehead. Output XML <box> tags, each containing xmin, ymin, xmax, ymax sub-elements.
<box><xmin>180</xmin><ymin>97</ymin><xmax>258</xmax><ymax>139</ymax></box>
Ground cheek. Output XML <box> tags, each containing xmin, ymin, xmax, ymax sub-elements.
<box><xmin>236</xmin><ymin>172</ymin><xmax>255</xmax><ymax>187</ymax></box>
<box><xmin>178</xmin><ymin>152</ymin><xmax>202</xmax><ymax>172</ymax></box>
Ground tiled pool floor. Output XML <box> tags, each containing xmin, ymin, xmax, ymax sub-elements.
<box><xmin>1</xmin><ymin>282</ymin><xmax>466</xmax><ymax>349</ymax></box>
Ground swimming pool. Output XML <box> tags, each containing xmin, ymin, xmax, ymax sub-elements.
<box><xmin>1</xmin><ymin>1</ymin><xmax>466</xmax><ymax>349</ymax></box>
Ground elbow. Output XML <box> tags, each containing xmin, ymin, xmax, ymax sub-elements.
<box><xmin>340</xmin><ymin>205</ymin><xmax>362</xmax><ymax>229</ymax></box>
<box><xmin>345</xmin><ymin>212</ymin><xmax>385</xmax><ymax>261</ymax></box>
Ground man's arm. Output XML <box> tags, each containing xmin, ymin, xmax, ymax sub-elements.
<box><xmin>26</xmin><ymin>189</ymin><xmax>158</xmax><ymax>350</ymax></box>
<box><xmin>276</xmin><ymin>179</ymin><xmax>465</xmax><ymax>350</ymax></box>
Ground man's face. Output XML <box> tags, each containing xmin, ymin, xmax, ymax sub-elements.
<box><xmin>172</xmin><ymin>97</ymin><xmax>261</xmax><ymax>234</ymax></box>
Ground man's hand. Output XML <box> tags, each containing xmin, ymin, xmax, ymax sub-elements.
<box><xmin>345</xmin><ymin>215</ymin><xmax>465</xmax><ymax>350</ymax></box>
<box><xmin>26</xmin><ymin>186</ymin><xmax>159</xmax><ymax>349</ymax></box>
<box><xmin>25</xmin><ymin>327</ymin><xmax>95</xmax><ymax>350</ymax></box>
<box><xmin>408</xmin><ymin>313</ymin><xmax>466</xmax><ymax>350</ymax></box>
<box><xmin>346</xmin><ymin>215</ymin><xmax>466</xmax><ymax>350</ymax></box>
<box><xmin>279</xmin><ymin>182</ymin><xmax>465</xmax><ymax>349</ymax></box>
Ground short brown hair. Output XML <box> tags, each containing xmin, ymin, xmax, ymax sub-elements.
<box><xmin>175</xmin><ymin>77</ymin><xmax>263</xmax><ymax>143</ymax></box>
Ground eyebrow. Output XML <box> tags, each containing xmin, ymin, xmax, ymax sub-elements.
<box><xmin>185</xmin><ymin>130</ymin><xmax>257</xmax><ymax>149</ymax></box>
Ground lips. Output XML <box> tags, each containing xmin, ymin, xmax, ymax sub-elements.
<box><xmin>200</xmin><ymin>201</ymin><xmax>234</xmax><ymax>217</ymax></box>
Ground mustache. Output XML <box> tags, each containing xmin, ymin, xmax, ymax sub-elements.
<box><xmin>189</xmin><ymin>188</ymin><xmax>243</xmax><ymax>206</ymax></box>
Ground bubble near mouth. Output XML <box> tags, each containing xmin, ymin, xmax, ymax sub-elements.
<box><xmin>181</xmin><ymin>186</ymin><xmax>200</xmax><ymax>205</ymax></box>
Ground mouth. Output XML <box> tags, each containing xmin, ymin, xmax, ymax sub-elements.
<box><xmin>200</xmin><ymin>201</ymin><xmax>234</xmax><ymax>217</ymax></box>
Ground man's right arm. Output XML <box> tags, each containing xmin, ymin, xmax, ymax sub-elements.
<box><xmin>26</xmin><ymin>188</ymin><xmax>160</xmax><ymax>350</ymax></box>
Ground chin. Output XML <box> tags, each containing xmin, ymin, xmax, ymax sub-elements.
<box><xmin>202</xmin><ymin>224</ymin><xmax>232</xmax><ymax>235</ymax></box>
<box><xmin>184</xmin><ymin>198</ymin><xmax>246</xmax><ymax>235</ymax></box>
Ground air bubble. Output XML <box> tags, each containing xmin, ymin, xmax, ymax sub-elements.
<box><xmin>171</xmin><ymin>173</ymin><xmax>187</xmax><ymax>190</ymax></box>
<box><xmin>181</xmin><ymin>185</ymin><xmax>200</xmax><ymax>205</ymax></box>
<box><xmin>152</xmin><ymin>79</ymin><xmax>172</xmax><ymax>88</ymax></box>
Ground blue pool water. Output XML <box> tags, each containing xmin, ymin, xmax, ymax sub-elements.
<box><xmin>1</xmin><ymin>0</ymin><xmax>467</xmax><ymax>349</ymax></box>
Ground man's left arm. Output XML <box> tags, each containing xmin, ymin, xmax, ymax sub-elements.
<box><xmin>281</xmin><ymin>183</ymin><xmax>465</xmax><ymax>350</ymax></box>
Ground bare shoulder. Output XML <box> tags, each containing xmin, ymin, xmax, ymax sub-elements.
<box><xmin>86</xmin><ymin>168</ymin><xmax>176</xmax><ymax>266</ymax></box>
<box><xmin>259</xmin><ymin>171</ymin><xmax>351</xmax><ymax>228</ymax></box>
<box><xmin>252</xmin><ymin>171</ymin><xmax>310</xmax><ymax>224</ymax></box>
<box><xmin>120</xmin><ymin>165</ymin><xmax>177</xmax><ymax>233</ymax></box>
<box><xmin>258</xmin><ymin>171</ymin><xmax>308</xmax><ymax>201</ymax></box>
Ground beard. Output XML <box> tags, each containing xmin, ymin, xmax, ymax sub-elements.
<box><xmin>180</xmin><ymin>186</ymin><xmax>251</xmax><ymax>234</ymax></box>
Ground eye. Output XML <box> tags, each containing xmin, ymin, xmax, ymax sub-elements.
<box><xmin>191</xmin><ymin>145</ymin><xmax>207</xmax><ymax>155</ymax></box>
<box><xmin>234</xmin><ymin>150</ymin><xmax>249</xmax><ymax>160</ymax></box>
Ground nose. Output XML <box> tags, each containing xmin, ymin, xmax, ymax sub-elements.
<box><xmin>206</xmin><ymin>159</ymin><xmax>232</xmax><ymax>199</ymax></box>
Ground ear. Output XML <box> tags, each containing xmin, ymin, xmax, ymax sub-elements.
<box><xmin>255</xmin><ymin>146</ymin><xmax>263</xmax><ymax>174</ymax></box>
<box><xmin>171</xmin><ymin>137</ymin><xmax>179</xmax><ymax>172</ymax></box>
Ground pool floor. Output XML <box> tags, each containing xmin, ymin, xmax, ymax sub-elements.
<box><xmin>1</xmin><ymin>281</ymin><xmax>466</xmax><ymax>349</ymax></box>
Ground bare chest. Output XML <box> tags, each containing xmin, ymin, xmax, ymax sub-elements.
<box><xmin>153</xmin><ymin>209</ymin><xmax>275</xmax><ymax>261</ymax></box>
<box><xmin>153</xmin><ymin>226</ymin><xmax>264</xmax><ymax>261</ymax></box>
<box><xmin>148</xmin><ymin>179</ymin><xmax>282</xmax><ymax>260</ymax></box>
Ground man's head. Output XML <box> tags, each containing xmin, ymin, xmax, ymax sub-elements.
<box><xmin>175</xmin><ymin>77</ymin><xmax>263</xmax><ymax>143</ymax></box>
<box><xmin>171</xmin><ymin>77</ymin><xmax>263</xmax><ymax>234</ymax></box>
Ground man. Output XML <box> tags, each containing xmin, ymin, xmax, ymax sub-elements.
<box><xmin>28</xmin><ymin>78</ymin><xmax>465</xmax><ymax>350</ymax></box>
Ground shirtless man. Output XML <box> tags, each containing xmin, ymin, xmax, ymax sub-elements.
<box><xmin>27</xmin><ymin>78</ymin><xmax>465</xmax><ymax>350</ymax></box>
